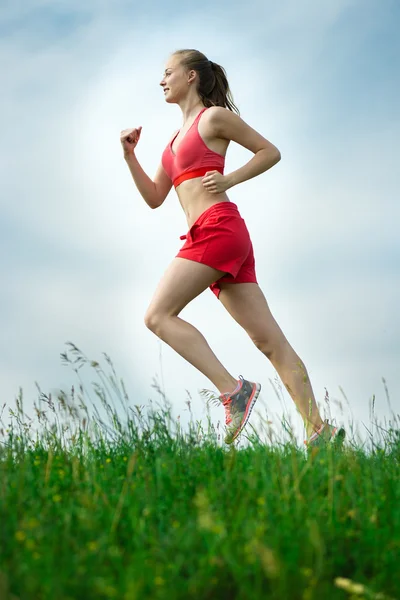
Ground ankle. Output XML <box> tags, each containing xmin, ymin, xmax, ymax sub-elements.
<box><xmin>306</xmin><ymin>419</ymin><xmax>325</xmax><ymax>437</ymax></box>
<box><xmin>219</xmin><ymin>378</ymin><xmax>240</xmax><ymax>397</ymax></box>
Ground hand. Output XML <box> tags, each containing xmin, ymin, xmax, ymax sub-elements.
<box><xmin>202</xmin><ymin>171</ymin><xmax>231</xmax><ymax>194</ymax></box>
<box><xmin>120</xmin><ymin>127</ymin><xmax>142</xmax><ymax>156</ymax></box>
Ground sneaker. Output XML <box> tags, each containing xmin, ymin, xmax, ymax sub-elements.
<box><xmin>220</xmin><ymin>375</ymin><xmax>261</xmax><ymax>444</ymax></box>
<box><xmin>304</xmin><ymin>419</ymin><xmax>346</xmax><ymax>449</ymax></box>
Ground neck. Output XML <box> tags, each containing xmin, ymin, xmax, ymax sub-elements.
<box><xmin>178</xmin><ymin>95</ymin><xmax>205</xmax><ymax>124</ymax></box>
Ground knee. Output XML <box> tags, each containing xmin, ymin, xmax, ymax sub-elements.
<box><xmin>144</xmin><ymin>309</ymin><xmax>164</xmax><ymax>334</ymax></box>
<box><xmin>253</xmin><ymin>338</ymin><xmax>275</xmax><ymax>360</ymax></box>
<box><xmin>253</xmin><ymin>337</ymin><xmax>288</xmax><ymax>362</ymax></box>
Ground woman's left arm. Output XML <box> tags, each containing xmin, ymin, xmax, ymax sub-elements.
<box><xmin>202</xmin><ymin>107</ymin><xmax>281</xmax><ymax>193</ymax></box>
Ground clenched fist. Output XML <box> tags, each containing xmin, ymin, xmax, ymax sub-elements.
<box><xmin>120</xmin><ymin>126</ymin><xmax>142</xmax><ymax>157</ymax></box>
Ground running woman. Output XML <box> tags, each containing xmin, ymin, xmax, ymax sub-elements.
<box><xmin>120</xmin><ymin>49</ymin><xmax>344</xmax><ymax>447</ymax></box>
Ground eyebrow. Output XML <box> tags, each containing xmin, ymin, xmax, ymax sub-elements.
<box><xmin>164</xmin><ymin>68</ymin><xmax>172</xmax><ymax>74</ymax></box>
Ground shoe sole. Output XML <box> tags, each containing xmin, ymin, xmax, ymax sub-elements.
<box><xmin>225</xmin><ymin>382</ymin><xmax>261</xmax><ymax>444</ymax></box>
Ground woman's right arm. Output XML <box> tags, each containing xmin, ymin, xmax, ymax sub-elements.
<box><xmin>121</xmin><ymin>127</ymin><xmax>172</xmax><ymax>209</ymax></box>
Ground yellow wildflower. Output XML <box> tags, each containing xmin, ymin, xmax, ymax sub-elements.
<box><xmin>87</xmin><ymin>541</ymin><xmax>98</xmax><ymax>552</ymax></box>
<box><xmin>335</xmin><ymin>577</ymin><xmax>365</xmax><ymax>595</ymax></box>
<box><xmin>27</xmin><ymin>518</ymin><xmax>40</xmax><ymax>529</ymax></box>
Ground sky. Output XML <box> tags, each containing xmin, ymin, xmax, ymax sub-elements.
<box><xmin>1</xmin><ymin>0</ymin><xmax>399</xmax><ymax>448</ymax></box>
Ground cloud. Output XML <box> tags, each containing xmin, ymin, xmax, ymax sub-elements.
<box><xmin>1</xmin><ymin>0</ymin><xmax>399</xmax><ymax>446</ymax></box>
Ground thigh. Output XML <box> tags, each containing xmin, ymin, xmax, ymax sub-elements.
<box><xmin>145</xmin><ymin>257</ymin><xmax>225</xmax><ymax>318</ymax></box>
<box><xmin>218</xmin><ymin>282</ymin><xmax>287</xmax><ymax>351</ymax></box>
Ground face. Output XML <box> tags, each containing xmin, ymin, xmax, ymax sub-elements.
<box><xmin>159</xmin><ymin>56</ymin><xmax>195</xmax><ymax>103</ymax></box>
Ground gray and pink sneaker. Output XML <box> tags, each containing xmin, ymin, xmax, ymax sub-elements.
<box><xmin>219</xmin><ymin>375</ymin><xmax>261</xmax><ymax>444</ymax></box>
<box><xmin>304</xmin><ymin>419</ymin><xmax>346</xmax><ymax>449</ymax></box>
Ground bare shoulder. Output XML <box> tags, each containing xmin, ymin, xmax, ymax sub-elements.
<box><xmin>203</xmin><ymin>106</ymin><xmax>230</xmax><ymax>131</ymax></box>
<box><xmin>205</xmin><ymin>106</ymin><xmax>277</xmax><ymax>154</ymax></box>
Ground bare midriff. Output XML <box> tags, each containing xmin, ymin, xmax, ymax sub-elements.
<box><xmin>175</xmin><ymin>178</ymin><xmax>231</xmax><ymax>229</ymax></box>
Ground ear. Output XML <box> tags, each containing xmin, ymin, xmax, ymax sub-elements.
<box><xmin>187</xmin><ymin>69</ymin><xmax>197</xmax><ymax>84</ymax></box>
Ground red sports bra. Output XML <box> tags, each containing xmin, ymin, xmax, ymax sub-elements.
<box><xmin>161</xmin><ymin>107</ymin><xmax>225</xmax><ymax>188</ymax></box>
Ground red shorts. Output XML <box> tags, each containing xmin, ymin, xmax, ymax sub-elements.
<box><xmin>176</xmin><ymin>201</ymin><xmax>258</xmax><ymax>299</ymax></box>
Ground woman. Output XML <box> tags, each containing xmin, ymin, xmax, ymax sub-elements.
<box><xmin>120</xmin><ymin>49</ymin><xmax>344</xmax><ymax>448</ymax></box>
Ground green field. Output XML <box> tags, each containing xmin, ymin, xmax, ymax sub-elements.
<box><xmin>1</xmin><ymin>344</ymin><xmax>399</xmax><ymax>600</ymax></box>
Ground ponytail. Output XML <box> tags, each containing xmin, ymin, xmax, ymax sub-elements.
<box><xmin>173</xmin><ymin>49</ymin><xmax>240</xmax><ymax>115</ymax></box>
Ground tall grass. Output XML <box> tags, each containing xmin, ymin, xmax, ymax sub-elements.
<box><xmin>0</xmin><ymin>342</ymin><xmax>399</xmax><ymax>600</ymax></box>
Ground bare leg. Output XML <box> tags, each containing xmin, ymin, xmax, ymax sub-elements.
<box><xmin>148</xmin><ymin>314</ymin><xmax>238</xmax><ymax>395</ymax></box>
<box><xmin>144</xmin><ymin>258</ymin><xmax>238</xmax><ymax>396</ymax></box>
<box><xmin>267</xmin><ymin>341</ymin><xmax>323</xmax><ymax>438</ymax></box>
<box><xmin>218</xmin><ymin>283</ymin><xmax>324</xmax><ymax>437</ymax></box>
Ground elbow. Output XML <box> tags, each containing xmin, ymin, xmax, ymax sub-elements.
<box><xmin>261</xmin><ymin>145</ymin><xmax>281</xmax><ymax>168</ymax></box>
<box><xmin>150</xmin><ymin>196</ymin><xmax>165</xmax><ymax>209</ymax></box>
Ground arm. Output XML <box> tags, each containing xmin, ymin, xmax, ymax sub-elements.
<box><xmin>124</xmin><ymin>154</ymin><xmax>173</xmax><ymax>209</ymax></box>
<box><xmin>209</xmin><ymin>107</ymin><xmax>281</xmax><ymax>189</ymax></box>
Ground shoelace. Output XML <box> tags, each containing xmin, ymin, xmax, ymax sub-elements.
<box><xmin>221</xmin><ymin>396</ymin><xmax>233</xmax><ymax>425</ymax></box>
<box><xmin>220</xmin><ymin>376</ymin><xmax>245</xmax><ymax>425</ymax></box>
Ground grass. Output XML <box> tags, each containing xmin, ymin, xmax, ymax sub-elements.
<box><xmin>0</xmin><ymin>342</ymin><xmax>399</xmax><ymax>600</ymax></box>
